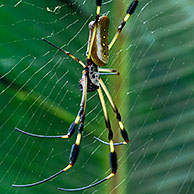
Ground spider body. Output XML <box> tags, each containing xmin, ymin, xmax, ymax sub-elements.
<box><xmin>12</xmin><ymin>0</ymin><xmax>139</xmax><ymax>192</ymax></box>
<box><xmin>79</xmin><ymin>64</ymin><xmax>99</xmax><ymax>92</ymax></box>
<box><xmin>81</xmin><ymin>16</ymin><xmax>109</xmax><ymax>92</ymax></box>
<box><xmin>87</xmin><ymin>16</ymin><xmax>109</xmax><ymax>67</ymax></box>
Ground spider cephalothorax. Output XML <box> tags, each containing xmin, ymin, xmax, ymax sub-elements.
<box><xmin>13</xmin><ymin>0</ymin><xmax>138</xmax><ymax>192</ymax></box>
<box><xmin>79</xmin><ymin>63</ymin><xmax>99</xmax><ymax>92</ymax></box>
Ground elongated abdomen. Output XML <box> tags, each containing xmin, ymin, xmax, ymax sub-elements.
<box><xmin>87</xmin><ymin>16</ymin><xmax>109</xmax><ymax>67</ymax></box>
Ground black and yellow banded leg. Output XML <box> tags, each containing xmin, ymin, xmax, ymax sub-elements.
<box><xmin>57</xmin><ymin>86</ymin><xmax>117</xmax><ymax>192</ymax></box>
<box><xmin>65</xmin><ymin>110</ymin><xmax>86</xmax><ymax>181</ymax></box>
<box><xmin>12</xmin><ymin>125</ymin><xmax>85</xmax><ymax>188</ymax></box>
<box><xmin>15</xmin><ymin>116</ymin><xmax>80</xmax><ymax>139</ymax></box>
<box><xmin>15</xmin><ymin>71</ymin><xmax>87</xmax><ymax>139</ymax></box>
<box><xmin>58</xmin><ymin>103</ymin><xmax>87</xmax><ymax>191</ymax></box>
<box><xmin>96</xmin><ymin>78</ymin><xmax>129</xmax><ymax>145</ymax></box>
<box><xmin>87</xmin><ymin>0</ymin><xmax>102</xmax><ymax>61</ymax></box>
<box><xmin>14</xmin><ymin>118</ymin><xmax>80</xmax><ymax>140</ymax></box>
<box><xmin>69</xmin><ymin>70</ymin><xmax>88</xmax><ymax>157</ymax></box>
<box><xmin>109</xmin><ymin>0</ymin><xmax>138</xmax><ymax>50</ymax></box>
<box><xmin>97</xmin><ymin>86</ymin><xmax>117</xmax><ymax>181</ymax></box>
<box><xmin>12</xmin><ymin>74</ymin><xmax>88</xmax><ymax>188</ymax></box>
<box><xmin>14</xmin><ymin>72</ymin><xmax>88</xmax><ymax>139</ymax></box>
<box><xmin>42</xmin><ymin>38</ymin><xmax>86</xmax><ymax>68</ymax></box>
<box><xmin>12</xmin><ymin>129</ymin><xmax>83</xmax><ymax>188</ymax></box>
<box><xmin>66</xmin><ymin>71</ymin><xmax>88</xmax><ymax>138</ymax></box>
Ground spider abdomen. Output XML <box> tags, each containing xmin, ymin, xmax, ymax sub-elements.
<box><xmin>87</xmin><ymin>16</ymin><xmax>109</xmax><ymax>67</ymax></box>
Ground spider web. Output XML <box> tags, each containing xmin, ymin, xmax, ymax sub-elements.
<box><xmin>0</xmin><ymin>0</ymin><xmax>194</xmax><ymax>194</ymax></box>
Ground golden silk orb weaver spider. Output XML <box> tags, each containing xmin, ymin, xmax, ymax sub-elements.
<box><xmin>12</xmin><ymin>0</ymin><xmax>138</xmax><ymax>192</ymax></box>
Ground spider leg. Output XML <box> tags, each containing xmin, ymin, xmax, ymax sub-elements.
<box><xmin>12</xmin><ymin>126</ymin><xmax>84</xmax><ymax>188</ymax></box>
<box><xmin>14</xmin><ymin>70</ymin><xmax>89</xmax><ymax>139</ymax></box>
<box><xmin>108</xmin><ymin>0</ymin><xmax>138</xmax><ymax>50</ymax></box>
<box><xmin>94</xmin><ymin>137</ymin><xmax>124</xmax><ymax>146</ymax></box>
<box><xmin>95</xmin><ymin>78</ymin><xmax>129</xmax><ymax>145</ymax></box>
<box><xmin>14</xmin><ymin>105</ymin><xmax>83</xmax><ymax>139</ymax></box>
<box><xmin>65</xmin><ymin>70</ymin><xmax>88</xmax><ymax>138</ymax></box>
<box><xmin>12</xmin><ymin>73</ymin><xmax>88</xmax><ymax>188</ymax></box>
<box><xmin>12</xmin><ymin>167</ymin><xmax>70</xmax><ymax>188</ymax></box>
<box><xmin>58</xmin><ymin>86</ymin><xmax>117</xmax><ymax>192</ymax></box>
<box><xmin>99</xmin><ymin>72</ymin><xmax>119</xmax><ymax>76</ymax></box>
<box><xmin>14</xmin><ymin>103</ymin><xmax>82</xmax><ymax>139</ymax></box>
<box><xmin>87</xmin><ymin>0</ymin><xmax>102</xmax><ymax>61</ymax></box>
<box><xmin>42</xmin><ymin>38</ymin><xmax>86</xmax><ymax>68</ymax></box>
<box><xmin>99</xmin><ymin>68</ymin><xmax>120</xmax><ymax>75</ymax></box>
<box><xmin>15</xmin><ymin>127</ymin><xmax>69</xmax><ymax>138</ymax></box>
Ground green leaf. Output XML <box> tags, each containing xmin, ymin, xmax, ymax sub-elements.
<box><xmin>0</xmin><ymin>1</ymin><xmax>194</xmax><ymax>194</ymax></box>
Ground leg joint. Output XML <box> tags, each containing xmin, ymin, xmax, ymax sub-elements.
<box><xmin>67</xmin><ymin>122</ymin><xmax>77</xmax><ymax>137</ymax></box>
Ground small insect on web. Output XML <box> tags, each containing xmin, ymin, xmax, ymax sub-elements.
<box><xmin>12</xmin><ymin>0</ymin><xmax>138</xmax><ymax>192</ymax></box>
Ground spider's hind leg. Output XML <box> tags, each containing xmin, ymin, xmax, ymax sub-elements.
<box><xmin>58</xmin><ymin>85</ymin><xmax>117</xmax><ymax>192</ymax></box>
<box><xmin>94</xmin><ymin>78</ymin><xmax>129</xmax><ymax>146</ymax></box>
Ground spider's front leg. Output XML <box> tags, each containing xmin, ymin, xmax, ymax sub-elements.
<box><xmin>12</xmin><ymin>73</ymin><xmax>88</xmax><ymax>188</ymax></box>
<box><xmin>97</xmin><ymin>86</ymin><xmax>118</xmax><ymax>176</ymax></box>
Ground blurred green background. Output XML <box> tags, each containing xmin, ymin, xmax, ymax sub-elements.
<box><xmin>0</xmin><ymin>0</ymin><xmax>194</xmax><ymax>194</ymax></box>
